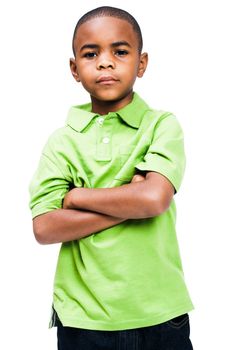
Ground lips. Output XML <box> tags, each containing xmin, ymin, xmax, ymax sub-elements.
<box><xmin>96</xmin><ymin>75</ymin><xmax>119</xmax><ymax>84</ymax></box>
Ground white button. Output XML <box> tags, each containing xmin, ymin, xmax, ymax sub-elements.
<box><xmin>98</xmin><ymin>117</ymin><xmax>104</xmax><ymax>125</ymax></box>
<box><xmin>102</xmin><ymin>137</ymin><xmax>110</xmax><ymax>144</ymax></box>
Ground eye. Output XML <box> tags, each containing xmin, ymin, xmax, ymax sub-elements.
<box><xmin>115</xmin><ymin>50</ymin><xmax>128</xmax><ymax>56</ymax></box>
<box><xmin>83</xmin><ymin>52</ymin><xmax>97</xmax><ymax>58</ymax></box>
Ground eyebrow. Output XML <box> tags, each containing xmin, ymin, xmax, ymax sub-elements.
<box><xmin>80</xmin><ymin>41</ymin><xmax>132</xmax><ymax>52</ymax></box>
<box><xmin>111</xmin><ymin>41</ymin><xmax>132</xmax><ymax>48</ymax></box>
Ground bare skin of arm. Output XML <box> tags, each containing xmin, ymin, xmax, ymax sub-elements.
<box><xmin>32</xmin><ymin>173</ymin><xmax>145</xmax><ymax>245</ymax></box>
<box><xmin>63</xmin><ymin>171</ymin><xmax>174</xmax><ymax>219</ymax></box>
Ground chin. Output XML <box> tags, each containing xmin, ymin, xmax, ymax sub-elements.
<box><xmin>94</xmin><ymin>92</ymin><xmax>124</xmax><ymax>102</ymax></box>
<box><xmin>95</xmin><ymin>89</ymin><xmax>133</xmax><ymax>102</ymax></box>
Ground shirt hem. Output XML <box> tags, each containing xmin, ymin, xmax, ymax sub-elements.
<box><xmin>50</xmin><ymin>302</ymin><xmax>194</xmax><ymax>331</ymax></box>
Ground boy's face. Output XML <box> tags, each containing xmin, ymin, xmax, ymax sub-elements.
<box><xmin>70</xmin><ymin>16</ymin><xmax>148</xmax><ymax>112</ymax></box>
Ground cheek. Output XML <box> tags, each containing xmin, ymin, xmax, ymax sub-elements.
<box><xmin>77</xmin><ymin>63</ymin><xmax>94</xmax><ymax>82</ymax></box>
<box><xmin>121</xmin><ymin>58</ymin><xmax>140</xmax><ymax>77</ymax></box>
<box><xmin>123</xmin><ymin>63</ymin><xmax>139</xmax><ymax>83</ymax></box>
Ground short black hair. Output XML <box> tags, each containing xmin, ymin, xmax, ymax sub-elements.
<box><xmin>72</xmin><ymin>6</ymin><xmax>143</xmax><ymax>56</ymax></box>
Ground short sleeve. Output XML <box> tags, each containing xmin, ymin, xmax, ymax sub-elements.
<box><xmin>29</xmin><ymin>152</ymin><xmax>71</xmax><ymax>218</ymax></box>
<box><xmin>135</xmin><ymin>114</ymin><xmax>186</xmax><ymax>192</ymax></box>
<box><xmin>29</xmin><ymin>130</ymin><xmax>77</xmax><ymax>219</ymax></box>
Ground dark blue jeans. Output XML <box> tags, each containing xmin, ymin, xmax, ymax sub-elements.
<box><xmin>57</xmin><ymin>314</ymin><xmax>193</xmax><ymax>350</ymax></box>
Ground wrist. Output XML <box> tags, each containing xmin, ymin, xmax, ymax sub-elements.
<box><xmin>63</xmin><ymin>188</ymin><xmax>81</xmax><ymax>209</ymax></box>
<box><xmin>70</xmin><ymin>187</ymin><xmax>84</xmax><ymax>209</ymax></box>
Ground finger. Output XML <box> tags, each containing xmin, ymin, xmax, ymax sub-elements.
<box><xmin>132</xmin><ymin>174</ymin><xmax>145</xmax><ymax>183</ymax></box>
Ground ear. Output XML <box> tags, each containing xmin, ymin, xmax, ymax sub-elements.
<box><xmin>70</xmin><ymin>58</ymin><xmax>81</xmax><ymax>82</ymax></box>
<box><xmin>137</xmin><ymin>52</ymin><xmax>148</xmax><ymax>78</ymax></box>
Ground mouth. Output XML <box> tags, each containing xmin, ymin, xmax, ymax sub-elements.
<box><xmin>96</xmin><ymin>75</ymin><xmax>119</xmax><ymax>85</ymax></box>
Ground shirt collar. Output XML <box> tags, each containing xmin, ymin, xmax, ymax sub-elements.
<box><xmin>66</xmin><ymin>92</ymin><xmax>150</xmax><ymax>132</ymax></box>
<box><xmin>66</xmin><ymin>103</ymin><xmax>97</xmax><ymax>132</ymax></box>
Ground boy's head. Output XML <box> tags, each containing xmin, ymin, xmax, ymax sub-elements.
<box><xmin>70</xmin><ymin>6</ymin><xmax>148</xmax><ymax>113</ymax></box>
<box><xmin>72</xmin><ymin>6</ymin><xmax>143</xmax><ymax>56</ymax></box>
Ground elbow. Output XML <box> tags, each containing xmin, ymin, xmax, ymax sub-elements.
<box><xmin>140</xmin><ymin>172</ymin><xmax>174</xmax><ymax>217</ymax></box>
<box><xmin>33</xmin><ymin>216</ymin><xmax>52</xmax><ymax>245</ymax></box>
<box><xmin>145</xmin><ymin>191</ymin><xmax>172</xmax><ymax>217</ymax></box>
<box><xmin>33</xmin><ymin>223</ymin><xmax>47</xmax><ymax>245</ymax></box>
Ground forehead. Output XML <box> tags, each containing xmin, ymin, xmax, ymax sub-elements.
<box><xmin>74</xmin><ymin>16</ymin><xmax>138</xmax><ymax>51</ymax></box>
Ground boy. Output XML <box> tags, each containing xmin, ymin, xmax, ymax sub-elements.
<box><xmin>29</xmin><ymin>6</ymin><xmax>194</xmax><ymax>350</ymax></box>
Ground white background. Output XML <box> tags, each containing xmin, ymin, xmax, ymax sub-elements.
<box><xmin>0</xmin><ymin>0</ymin><xmax>237</xmax><ymax>348</ymax></box>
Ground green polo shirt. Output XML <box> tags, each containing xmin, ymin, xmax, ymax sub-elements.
<box><xmin>29</xmin><ymin>92</ymin><xmax>193</xmax><ymax>331</ymax></box>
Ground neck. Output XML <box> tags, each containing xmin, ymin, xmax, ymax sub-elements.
<box><xmin>91</xmin><ymin>91</ymin><xmax>134</xmax><ymax>115</ymax></box>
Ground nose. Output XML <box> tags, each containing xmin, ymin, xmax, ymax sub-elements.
<box><xmin>97</xmin><ymin>53</ymin><xmax>115</xmax><ymax>70</ymax></box>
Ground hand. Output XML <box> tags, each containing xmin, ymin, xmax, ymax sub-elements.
<box><xmin>63</xmin><ymin>188</ymin><xmax>78</xmax><ymax>209</ymax></box>
<box><xmin>131</xmin><ymin>173</ymin><xmax>146</xmax><ymax>183</ymax></box>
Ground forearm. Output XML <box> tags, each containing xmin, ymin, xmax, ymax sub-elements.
<box><xmin>65</xmin><ymin>181</ymin><xmax>156</xmax><ymax>219</ymax></box>
<box><xmin>64</xmin><ymin>172</ymin><xmax>174</xmax><ymax>219</ymax></box>
<box><xmin>33</xmin><ymin>208</ymin><xmax>126</xmax><ymax>245</ymax></box>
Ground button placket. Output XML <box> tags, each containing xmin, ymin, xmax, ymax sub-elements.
<box><xmin>102</xmin><ymin>136</ymin><xmax>110</xmax><ymax>144</ymax></box>
<box><xmin>97</xmin><ymin>117</ymin><xmax>104</xmax><ymax>125</ymax></box>
<box><xmin>95</xmin><ymin>118</ymin><xmax>112</xmax><ymax>161</ymax></box>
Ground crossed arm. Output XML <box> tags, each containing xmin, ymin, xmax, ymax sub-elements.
<box><xmin>33</xmin><ymin>171</ymin><xmax>174</xmax><ymax>244</ymax></box>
